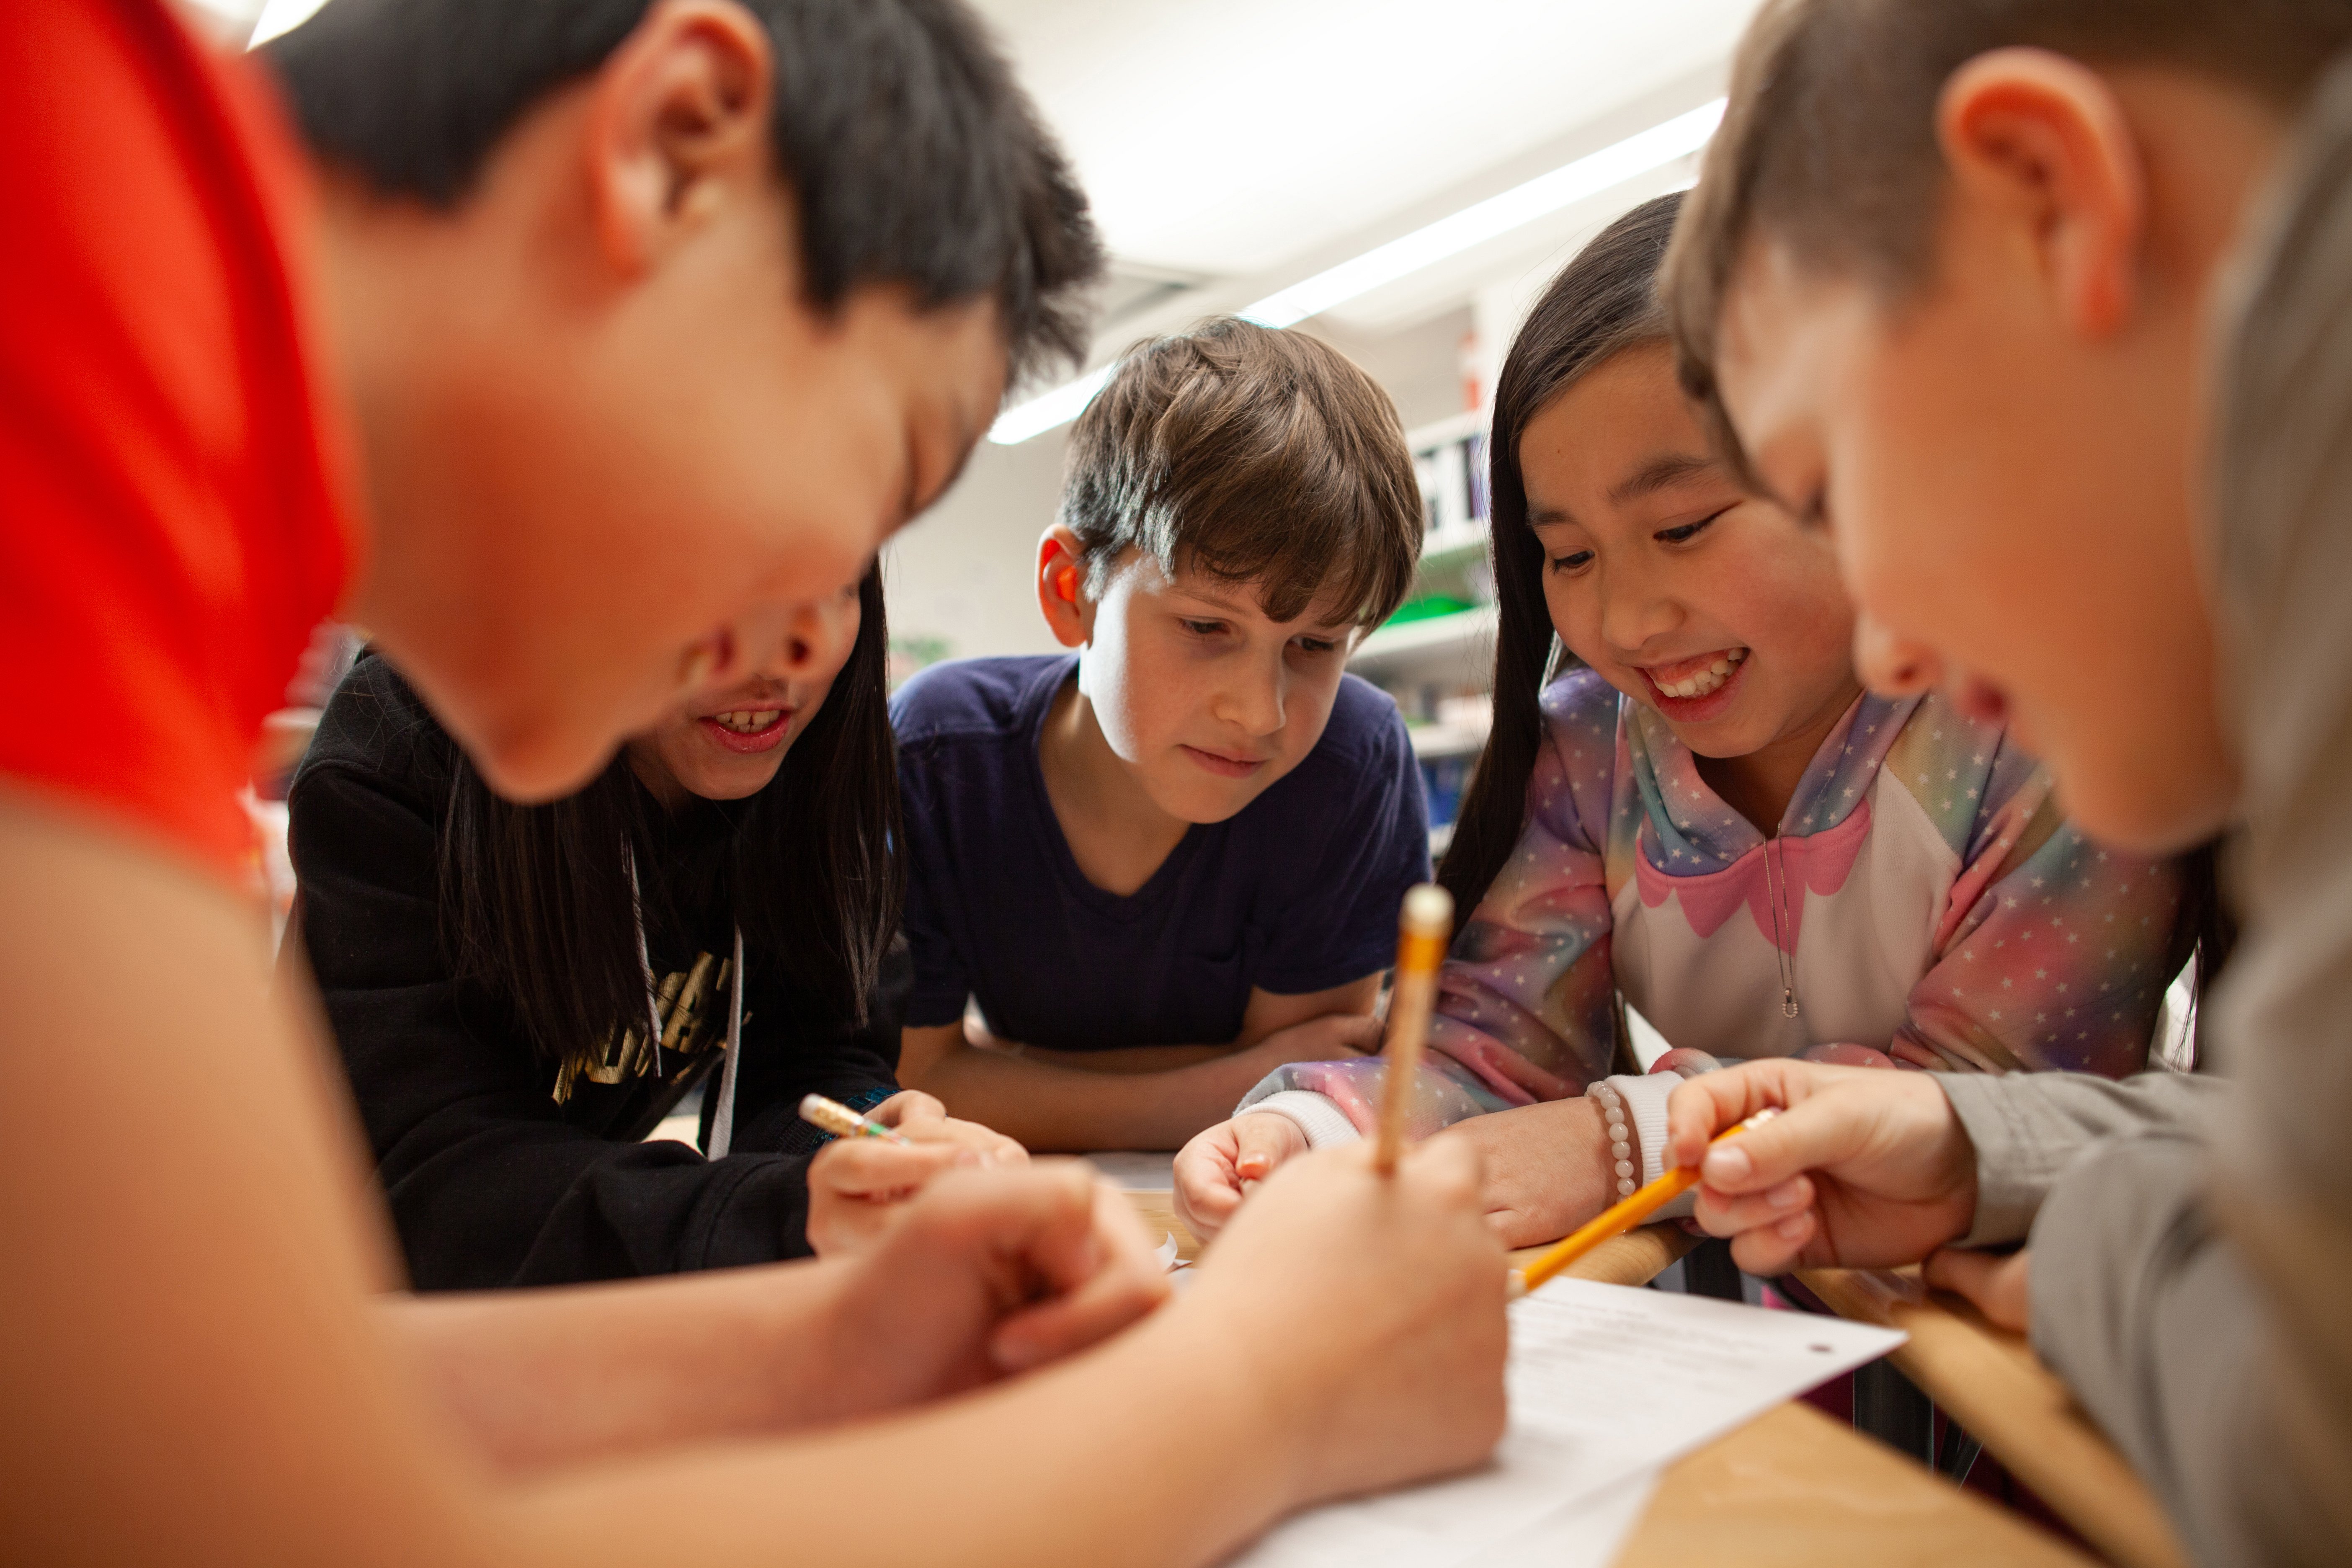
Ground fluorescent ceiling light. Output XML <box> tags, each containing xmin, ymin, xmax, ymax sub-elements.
<box><xmin>1240</xmin><ymin>100</ymin><xmax>1723</xmax><ymax>328</ymax></box>
<box><xmin>988</xmin><ymin>364</ymin><xmax>1116</xmax><ymax>447</ymax></box>
<box><xmin>249</xmin><ymin>0</ymin><xmax>332</xmax><ymax>47</ymax></box>
<box><xmin>988</xmin><ymin>97</ymin><xmax>1725</xmax><ymax>445</ymax></box>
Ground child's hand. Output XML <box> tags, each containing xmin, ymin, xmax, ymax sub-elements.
<box><xmin>1173</xmin><ymin>1112</ymin><xmax>1307</xmax><ymax>1239</ymax></box>
<box><xmin>805</xmin><ymin>1091</ymin><xmax>1028</xmax><ymax>1257</ymax></box>
<box><xmin>877</xmin><ymin>1088</ymin><xmax>1028</xmax><ymax>1167</ymax></box>
<box><xmin>1924</xmin><ymin>1246</ymin><xmax>2031</xmax><ymax>1331</ymax></box>
<box><xmin>1665</xmin><ymin>1060</ymin><xmax>1980</xmax><ymax>1276</ymax></box>
<box><xmin>1176</xmin><ymin>1140</ymin><xmax>1509</xmax><ymax>1511</ymax></box>
<box><xmin>814</xmin><ymin>1161</ymin><xmax>1171</xmax><ymax>1411</ymax></box>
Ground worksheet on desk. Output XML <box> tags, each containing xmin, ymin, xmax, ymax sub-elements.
<box><xmin>1223</xmin><ymin>1277</ymin><xmax>1906</xmax><ymax>1568</ymax></box>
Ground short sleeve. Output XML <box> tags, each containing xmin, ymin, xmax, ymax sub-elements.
<box><xmin>894</xmin><ymin>736</ymin><xmax>975</xmax><ymax>1028</ymax></box>
<box><xmin>0</xmin><ymin>2</ymin><xmax>353</xmax><ymax>882</ymax></box>
<box><xmin>1252</xmin><ymin>686</ymin><xmax>1431</xmax><ymax>995</ymax></box>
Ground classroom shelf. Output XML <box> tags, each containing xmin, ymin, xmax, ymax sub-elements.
<box><xmin>1408</xmin><ymin>720</ymin><xmax>1492</xmax><ymax>759</ymax></box>
<box><xmin>1420</xmin><ymin>521</ymin><xmax>1490</xmax><ymax>562</ymax></box>
<box><xmin>1350</xmin><ymin>603</ymin><xmax>1498</xmax><ymax>677</ymax></box>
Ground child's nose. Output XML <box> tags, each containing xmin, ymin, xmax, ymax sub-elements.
<box><xmin>1853</xmin><ymin>612</ymin><xmax>1942</xmax><ymax>698</ymax></box>
<box><xmin>1597</xmin><ymin>563</ymin><xmax>1678</xmax><ymax>653</ymax></box>
<box><xmin>763</xmin><ymin>591</ymin><xmax>859</xmax><ymax>682</ymax></box>
<box><xmin>1220</xmin><ymin>652</ymin><xmax>1286</xmax><ymax>736</ymax></box>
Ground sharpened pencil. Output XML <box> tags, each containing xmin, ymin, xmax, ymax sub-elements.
<box><xmin>1373</xmin><ymin>883</ymin><xmax>1454</xmax><ymax>1175</ymax></box>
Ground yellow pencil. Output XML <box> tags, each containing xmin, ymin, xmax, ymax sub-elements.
<box><xmin>798</xmin><ymin>1092</ymin><xmax>912</xmax><ymax>1146</ymax></box>
<box><xmin>1374</xmin><ymin>883</ymin><xmax>1454</xmax><ymax>1175</ymax></box>
<box><xmin>1509</xmin><ymin>1107</ymin><xmax>1780</xmax><ymax>1297</ymax></box>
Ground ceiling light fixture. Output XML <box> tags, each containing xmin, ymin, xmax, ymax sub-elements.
<box><xmin>989</xmin><ymin>96</ymin><xmax>1726</xmax><ymax>446</ymax></box>
<box><xmin>249</xmin><ymin>0</ymin><xmax>332</xmax><ymax>47</ymax></box>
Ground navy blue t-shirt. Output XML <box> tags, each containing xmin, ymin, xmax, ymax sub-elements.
<box><xmin>892</xmin><ymin>654</ymin><xmax>1431</xmax><ymax>1051</ymax></box>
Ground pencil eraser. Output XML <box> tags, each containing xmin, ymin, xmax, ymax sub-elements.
<box><xmin>1402</xmin><ymin>883</ymin><xmax>1454</xmax><ymax>936</ymax></box>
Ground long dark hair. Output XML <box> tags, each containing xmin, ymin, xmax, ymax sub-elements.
<box><xmin>1437</xmin><ymin>194</ymin><xmax>1685</xmax><ymax>921</ymax></box>
<box><xmin>437</xmin><ymin>565</ymin><xmax>903</xmax><ymax>1066</ymax></box>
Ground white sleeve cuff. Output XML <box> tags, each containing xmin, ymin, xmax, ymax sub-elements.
<box><xmin>1609</xmin><ymin>1072</ymin><xmax>1697</xmax><ymax>1220</ymax></box>
<box><xmin>1610</xmin><ymin>1072</ymin><xmax>1679</xmax><ymax>1186</ymax></box>
<box><xmin>1241</xmin><ymin>1091</ymin><xmax>1362</xmax><ymax>1150</ymax></box>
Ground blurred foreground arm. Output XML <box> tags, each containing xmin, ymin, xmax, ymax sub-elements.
<box><xmin>0</xmin><ymin>795</ymin><xmax>1502</xmax><ymax>1567</ymax></box>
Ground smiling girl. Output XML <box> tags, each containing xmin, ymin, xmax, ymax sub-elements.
<box><xmin>1176</xmin><ymin>194</ymin><xmax>2195</xmax><ymax>1247</ymax></box>
<box><xmin>289</xmin><ymin>565</ymin><xmax>1017</xmax><ymax>1288</ymax></box>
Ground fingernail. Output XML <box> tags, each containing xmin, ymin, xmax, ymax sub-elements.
<box><xmin>1706</xmin><ymin>1146</ymin><xmax>1753</xmax><ymax>1184</ymax></box>
<box><xmin>1767</xmin><ymin>1179</ymin><xmax>1803</xmax><ymax>1211</ymax></box>
<box><xmin>1774</xmin><ymin>1213</ymin><xmax>1809</xmax><ymax>1241</ymax></box>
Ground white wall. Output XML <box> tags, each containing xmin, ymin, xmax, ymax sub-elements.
<box><xmin>882</xmin><ymin>424</ymin><xmax>1072</xmax><ymax>667</ymax></box>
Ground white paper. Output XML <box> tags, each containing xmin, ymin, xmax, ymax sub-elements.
<box><xmin>1223</xmin><ymin>1277</ymin><xmax>1904</xmax><ymax>1568</ymax></box>
<box><xmin>1467</xmin><ymin>1467</ymin><xmax>1662</xmax><ymax>1568</ymax></box>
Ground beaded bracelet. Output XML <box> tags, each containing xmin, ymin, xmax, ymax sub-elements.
<box><xmin>1584</xmin><ymin>1079</ymin><xmax>1639</xmax><ymax>1200</ymax></box>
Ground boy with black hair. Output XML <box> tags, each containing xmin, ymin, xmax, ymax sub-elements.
<box><xmin>894</xmin><ymin>317</ymin><xmax>1432</xmax><ymax>1151</ymax></box>
<box><xmin>0</xmin><ymin>3</ymin><xmax>1509</xmax><ymax>1563</ymax></box>
<box><xmin>1653</xmin><ymin>0</ymin><xmax>2352</xmax><ymax>1561</ymax></box>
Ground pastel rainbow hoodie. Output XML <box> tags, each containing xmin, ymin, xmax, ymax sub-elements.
<box><xmin>1238</xmin><ymin>668</ymin><xmax>2188</xmax><ymax>1160</ymax></box>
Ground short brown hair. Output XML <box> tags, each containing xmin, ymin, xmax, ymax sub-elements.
<box><xmin>1060</xmin><ymin>317</ymin><xmax>1422</xmax><ymax>627</ymax></box>
<box><xmin>1664</xmin><ymin>0</ymin><xmax>2352</xmax><ymax>466</ymax></box>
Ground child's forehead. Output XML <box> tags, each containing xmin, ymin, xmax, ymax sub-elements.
<box><xmin>1129</xmin><ymin>552</ymin><xmax>1359</xmax><ymax>630</ymax></box>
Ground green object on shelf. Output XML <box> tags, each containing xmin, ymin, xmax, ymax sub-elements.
<box><xmin>1384</xmin><ymin>595</ymin><xmax>1474</xmax><ymax>627</ymax></box>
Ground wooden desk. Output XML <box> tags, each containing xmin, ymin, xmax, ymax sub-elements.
<box><xmin>1617</xmin><ymin>1400</ymin><xmax>2095</xmax><ymax>1567</ymax></box>
<box><xmin>1798</xmin><ymin>1267</ymin><xmax>2189</xmax><ymax>1568</ymax></box>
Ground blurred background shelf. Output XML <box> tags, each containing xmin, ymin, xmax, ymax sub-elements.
<box><xmin>1348</xmin><ymin>407</ymin><xmax>1504</xmax><ymax>861</ymax></box>
<box><xmin>1352</xmin><ymin>603</ymin><xmax>1498</xmax><ymax>679</ymax></box>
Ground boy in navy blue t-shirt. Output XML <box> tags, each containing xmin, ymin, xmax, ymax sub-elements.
<box><xmin>893</xmin><ymin>318</ymin><xmax>1431</xmax><ymax>1151</ymax></box>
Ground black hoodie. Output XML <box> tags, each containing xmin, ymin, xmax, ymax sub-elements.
<box><xmin>285</xmin><ymin>655</ymin><xmax>903</xmax><ymax>1289</ymax></box>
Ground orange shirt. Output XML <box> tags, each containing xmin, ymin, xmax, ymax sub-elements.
<box><xmin>0</xmin><ymin>0</ymin><xmax>358</xmax><ymax>886</ymax></box>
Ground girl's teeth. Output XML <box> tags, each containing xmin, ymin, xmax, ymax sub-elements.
<box><xmin>713</xmin><ymin>710</ymin><xmax>780</xmax><ymax>733</ymax></box>
<box><xmin>1658</xmin><ymin>651</ymin><xmax>1746</xmax><ymax>701</ymax></box>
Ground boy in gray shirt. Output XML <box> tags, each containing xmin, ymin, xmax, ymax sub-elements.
<box><xmin>1656</xmin><ymin>0</ymin><xmax>2352</xmax><ymax>1560</ymax></box>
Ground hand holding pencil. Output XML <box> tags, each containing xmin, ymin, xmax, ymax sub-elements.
<box><xmin>1661</xmin><ymin>1057</ymin><xmax>1983</xmax><ymax>1278</ymax></box>
<box><xmin>802</xmin><ymin>1090</ymin><xmax>1029</xmax><ymax>1257</ymax></box>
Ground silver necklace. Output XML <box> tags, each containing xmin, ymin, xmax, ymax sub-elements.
<box><xmin>1763</xmin><ymin>838</ymin><xmax>1800</xmax><ymax>1019</ymax></box>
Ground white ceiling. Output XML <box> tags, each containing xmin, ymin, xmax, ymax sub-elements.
<box><xmin>971</xmin><ymin>0</ymin><xmax>1763</xmax><ymax>279</ymax></box>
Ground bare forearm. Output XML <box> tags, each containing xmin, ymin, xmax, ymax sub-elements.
<box><xmin>504</xmin><ymin>1305</ymin><xmax>1294</xmax><ymax>1568</ymax></box>
<box><xmin>919</xmin><ymin>1042</ymin><xmax>1300</xmax><ymax>1152</ymax></box>
<box><xmin>1021</xmin><ymin>1041</ymin><xmax>1234</xmax><ymax>1074</ymax></box>
<box><xmin>383</xmin><ymin>1261</ymin><xmax>861</xmax><ymax>1475</ymax></box>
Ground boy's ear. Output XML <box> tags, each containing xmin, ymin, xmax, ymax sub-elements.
<box><xmin>1037</xmin><ymin>526</ymin><xmax>1092</xmax><ymax>649</ymax></box>
<box><xmin>582</xmin><ymin>0</ymin><xmax>776</xmax><ymax>279</ymax></box>
<box><xmin>1936</xmin><ymin>49</ymin><xmax>2145</xmax><ymax>340</ymax></box>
